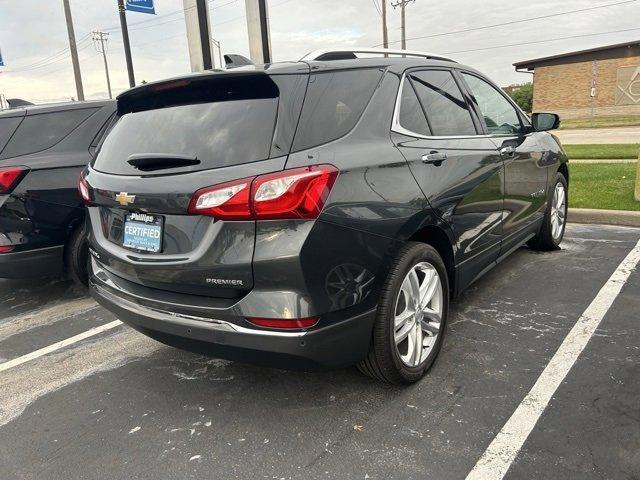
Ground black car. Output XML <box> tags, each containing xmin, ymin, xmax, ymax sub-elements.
<box><xmin>0</xmin><ymin>100</ymin><xmax>116</xmax><ymax>284</ymax></box>
<box><xmin>83</xmin><ymin>49</ymin><xmax>568</xmax><ymax>384</ymax></box>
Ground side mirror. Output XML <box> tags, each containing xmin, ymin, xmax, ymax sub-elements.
<box><xmin>532</xmin><ymin>113</ymin><xmax>560</xmax><ymax>131</ymax></box>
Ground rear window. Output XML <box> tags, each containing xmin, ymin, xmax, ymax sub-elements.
<box><xmin>94</xmin><ymin>74</ymin><xmax>307</xmax><ymax>175</ymax></box>
<box><xmin>95</xmin><ymin>100</ymin><xmax>277</xmax><ymax>175</ymax></box>
<box><xmin>0</xmin><ymin>108</ymin><xmax>98</xmax><ymax>159</ymax></box>
<box><xmin>292</xmin><ymin>68</ymin><xmax>383</xmax><ymax>151</ymax></box>
<box><xmin>0</xmin><ymin>117</ymin><xmax>22</xmax><ymax>156</ymax></box>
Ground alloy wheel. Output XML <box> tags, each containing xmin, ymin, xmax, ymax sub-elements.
<box><xmin>393</xmin><ymin>261</ymin><xmax>443</xmax><ymax>367</ymax></box>
<box><xmin>550</xmin><ymin>182</ymin><xmax>566</xmax><ymax>241</ymax></box>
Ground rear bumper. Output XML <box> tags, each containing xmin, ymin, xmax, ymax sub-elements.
<box><xmin>89</xmin><ymin>269</ymin><xmax>377</xmax><ymax>370</ymax></box>
<box><xmin>0</xmin><ymin>245</ymin><xmax>64</xmax><ymax>279</ymax></box>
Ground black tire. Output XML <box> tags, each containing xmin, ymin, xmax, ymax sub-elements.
<box><xmin>528</xmin><ymin>172</ymin><xmax>568</xmax><ymax>251</ymax></box>
<box><xmin>65</xmin><ymin>223</ymin><xmax>89</xmax><ymax>287</ymax></box>
<box><xmin>358</xmin><ymin>242</ymin><xmax>449</xmax><ymax>384</ymax></box>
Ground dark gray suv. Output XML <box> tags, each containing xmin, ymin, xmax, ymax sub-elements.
<box><xmin>82</xmin><ymin>49</ymin><xmax>568</xmax><ymax>384</ymax></box>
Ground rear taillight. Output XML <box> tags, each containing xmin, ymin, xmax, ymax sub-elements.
<box><xmin>78</xmin><ymin>174</ymin><xmax>91</xmax><ymax>205</ymax></box>
<box><xmin>188</xmin><ymin>165</ymin><xmax>339</xmax><ymax>220</ymax></box>
<box><xmin>187</xmin><ymin>177</ymin><xmax>253</xmax><ymax>220</ymax></box>
<box><xmin>0</xmin><ymin>166</ymin><xmax>29</xmax><ymax>194</ymax></box>
<box><xmin>247</xmin><ymin>316</ymin><xmax>319</xmax><ymax>329</ymax></box>
<box><xmin>251</xmin><ymin>165</ymin><xmax>338</xmax><ymax>219</ymax></box>
<box><xmin>0</xmin><ymin>245</ymin><xmax>15</xmax><ymax>253</ymax></box>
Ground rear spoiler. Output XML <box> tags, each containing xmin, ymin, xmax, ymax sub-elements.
<box><xmin>116</xmin><ymin>71</ymin><xmax>279</xmax><ymax>115</ymax></box>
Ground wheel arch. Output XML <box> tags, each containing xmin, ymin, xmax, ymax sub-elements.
<box><xmin>408</xmin><ymin>224</ymin><xmax>456</xmax><ymax>297</ymax></box>
<box><xmin>558</xmin><ymin>162</ymin><xmax>569</xmax><ymax>186</ymax></box>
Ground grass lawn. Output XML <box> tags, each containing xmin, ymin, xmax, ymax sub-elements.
<box><xmin>570</xmin><ymin>163</ymin><xmax>640</xmax><ymax>211</ymax></box>
<box><xmin>560</xmin><ymin>115</ymin><xmax>640</xmax><ymax>130</ymax></box>
<box><xmin>564</xmin><ymin>143</ymin><xmax>639</xmax><ymax>159</ymax></box>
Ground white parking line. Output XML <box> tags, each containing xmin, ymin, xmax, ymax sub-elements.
<box><xmin>0</xmin><ymin>298</ymin><xmax>99</xmax><ymax>341</ymax></box>
<box><xmin>466</xmin><ymin>239</ymin><xmax>640</xmax><ymax>480</ymax></box>
<box><xmin>0</xmin><ymin>320</ymin><xmax>123</xmax><ymax>373</ymax></box>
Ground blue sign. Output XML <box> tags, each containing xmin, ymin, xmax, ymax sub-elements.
<box><xmin>126</xmin><ymin>0</ymin><xmax>155</xmax><ymax>14</ymax></box>
<box><xmin>0</xmin><ymin>48</ymin><xmax>4</xmax><ymax>67</ymax></box>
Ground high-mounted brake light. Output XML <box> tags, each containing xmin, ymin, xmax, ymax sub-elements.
<box><xmin>187</xmin><ymin>165</ymin><xmax>339</xmax><ymax>221</ymax></box>
<box><xmin>78</xmin><ymin>174</ymin><xmax>91</xmax><ymax>205</ymax></box>
<box><xmin>247</xmin><ymin>316</ymin><xmax>319</xmax><ymax>329</ymax></box>
<box><xmin>0</xmin><ymin>166</ymin><xmax>29</xmax><ymax>194</ymax></box>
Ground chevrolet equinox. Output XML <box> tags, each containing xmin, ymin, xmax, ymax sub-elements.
<box><xmin>82</xmin><ymin>49</ymin><xmax>568</xmax><ymax>384</ymax></box>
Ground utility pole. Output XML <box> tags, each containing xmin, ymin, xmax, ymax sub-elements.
<box><xmin>211</xmin><ymin>38</ymin><xmax>223</xmax><ymax>69</ymax></box>
<box><xmin>117</xmin><ymin>0</ymin><xmax>135</xmax><ymax>87</ymax></box>
<box><xmin>391</xmin><ymin>0</ymin><xmax>415</xmax><ymax>50</ymax></box>
<box><xmin>92</xmin><ymin>31</ymin><xmax>112</xmax><ymax>99</ymax></box>
<box><xmin>62</xmin><ymin>0</ymin><xmax>84</xmax><ymax>101</ymax></box>
<box><xmin>381</xmin><ymin>0</ymin><xmax>388</xmax><ymax>49</ymax></box>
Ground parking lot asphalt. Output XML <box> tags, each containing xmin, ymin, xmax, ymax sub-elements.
<box><xmin>0</xmin><ymin>223</ymin><xmax>638</xmax><ymax>480</ymax></box>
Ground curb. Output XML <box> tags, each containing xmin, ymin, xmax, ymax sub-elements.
<box><xmin>570</xmin><ymin>159</ymin><xmax>637</xmax><ymax>164</ymax></box>
<box><xmin>568</xmin><ymin>208</ymin><xmax>640</xmax><ymax>227</ymax></box>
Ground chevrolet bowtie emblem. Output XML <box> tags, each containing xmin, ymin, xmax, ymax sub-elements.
<box><xmin>115</xmin><ymin>192</ymin><xmax>136</xmax><ymax>206</ymax></box>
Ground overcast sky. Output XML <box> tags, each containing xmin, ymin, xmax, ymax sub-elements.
<box><xmin>0</xmin><ymin>0</ymin><xmax>639</xmax><ymax>103</ymax></box>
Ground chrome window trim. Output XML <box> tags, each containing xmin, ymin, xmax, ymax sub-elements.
<box><xmin>391</xmin><ymin>70</ymin><xmax>533</xmax><ymax>140</ymax></box>
<box><xmin>391</xmin><ymin>71</ymin><xmax>491</xmax><ymax>140</ymax></box>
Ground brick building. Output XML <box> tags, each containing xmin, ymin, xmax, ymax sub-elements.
<box><xmin>513</xmin><ymin>40</ymin><xmax>640</xmax><ymax>119</ymax></box>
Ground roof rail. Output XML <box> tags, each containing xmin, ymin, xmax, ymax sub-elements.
<box><xmin>300</xmin><ymin>48</ymin><xmax>456</xmax><ymax>63</ymax></box>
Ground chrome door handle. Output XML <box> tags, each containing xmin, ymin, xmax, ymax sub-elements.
<box><xmin>421</xmin><ymin>152</ymin><xmax>448</xmax><ymax>164</ymax></box>
<box><xmin>500</xmin><ymin>146</ymin><xmax>516</xmax><ymax>156</ymax></box>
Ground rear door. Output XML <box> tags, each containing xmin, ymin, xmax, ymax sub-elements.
<box><xmin>85</xmin><ymin>72</ymin><xmax>308</xmax><ymax>298</ymax></box>
<box><xmin>392</xmin><ymin>68</ymin><xmax>504</xmax><ymax>290</ymax></box>
<box><xmin>458</xmin><ymin>72</ymin><xmax>547</xmax><ymax>255</ymax></box>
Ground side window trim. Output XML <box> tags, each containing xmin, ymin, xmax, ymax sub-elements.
<box><xmin>457</xmin><ymin>70</ymin><xmax>529</xmax><ymax>137</ymax></box>
<box><xmin>392</xmin><ymin>67</ymin><xmax>483</xmax><ymax>139</ymax></box>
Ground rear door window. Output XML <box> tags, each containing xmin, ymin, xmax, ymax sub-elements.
<box><xmin>0</xmin><ymin>107</ymin><xmax>98</xmax><ymax>159</ymax></box>
<box><xmin>292</xmin><ymin>68</ymin><xmax>383</xmax><ymax>151</ymax></box>
<box><xmin>409</xmin><ymin>70</ymin><xmax>476</xmax><ymax>136</ymax></box>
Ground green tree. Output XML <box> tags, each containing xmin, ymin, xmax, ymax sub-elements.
<box><xmin>508</xmin><ymin>82</ymin><xmax>533</xmax><ymax>113</ymax></box>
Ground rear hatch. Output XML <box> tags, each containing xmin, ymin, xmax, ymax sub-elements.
<box><xmin>85</xmin><ymin>67</ymin><xmax>309</xmax><ymax>298</ymax></box>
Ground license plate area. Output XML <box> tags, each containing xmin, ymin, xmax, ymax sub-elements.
<box><xmin>122</xmin><ymin>212</ymin><xmax>163</xmax><ymax>253</ymax></box>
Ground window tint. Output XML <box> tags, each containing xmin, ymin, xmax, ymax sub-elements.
<box><xmin>0</xmin><ymin>117</ymin><xmax>22</xmax><ymax>156</ymax></box>
<box><xmin>399</xmin><ymin>78</ymin><xmax>430</xmax><ymax>136</ymax></box>
<box><xmin>462</xmin><ymin>73</ymin><xmax>522</xmax><ymax>135</ymax></box>
<box><xmin>94</xmin><ymin>99</ymin><xmax>278</xmax><ymax>175</ymax></box>
<box><xmin>292</xmin><ymin>68</ymin><xmax>383</xmax><ymax>151</ymax></box>
<box><xmin>409</xmin><ymin>70</ymin><xmax>476</xmax><ymax>136</ymax></box>
<box><xmin>1</xmin><ymin>108</ymin><xmax>98</xmax><ymax>159</ymax></box>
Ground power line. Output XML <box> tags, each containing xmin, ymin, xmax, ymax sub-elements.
<box><xmin>6</xmin><ymin>33</ymin><xmax>91</xmax><ymax>71</ymax></box>
<box><xmin>442</xmin><ymin>26</ymin><xmax>640</xmax><ymax>55</ymax></box>
<box><xmin>372</xmin><ymin>0</ymin><xmax>382</xmax><ymax>16</ymax></box>
<box><xmin>374</xmin><ymin>0</ymin><xmax>639</xmax><ymax>47</ymax></box>
<box><xmin>2</xmin><ymin>40</ymin><xmax>93</xmax><ymax>74</ymax></box>
<box><xmin>103</xmin><ymin>0</ymin><xmax>239</xmax><ymax>33</ymax></box>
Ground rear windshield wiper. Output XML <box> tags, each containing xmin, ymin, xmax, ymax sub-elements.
<box><xmin>127</xmin><ymin>153</ymin><xmax>200</xmax><ymax>172</ymax></box>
